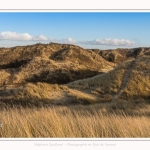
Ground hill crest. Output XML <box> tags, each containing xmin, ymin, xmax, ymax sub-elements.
<box><xmin>0</xmin><ymin>43</ymin><xmax>150</xmax><ymax>106</ymax></box>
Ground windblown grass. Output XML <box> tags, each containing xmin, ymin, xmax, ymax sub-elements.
<box><xmin>1</xmin><ymin>104</ymin><xmax>150</xmax><ymax>138</ymax></box>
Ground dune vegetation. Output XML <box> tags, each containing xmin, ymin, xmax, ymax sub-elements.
<box><xmin>1</xmin><ymin>103</ymin><xmax>150</xmax><ymax>138</ymax></box>
<box><xmin>0</xmin><ymin>43</ymin><xmax>150</xmax><ymax>137</ymax></box>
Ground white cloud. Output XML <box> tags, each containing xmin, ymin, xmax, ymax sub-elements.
<box><xmin>0</xmin><ymin>31</ymin><xmax>76</xmax><ymax>45</ymax></box>
<box><xmin>32</xmin><ymin>35</ymin><xmax>49</xmax><ymax>41</ymax></box>
<box><xmin>0</xmin><ymin>31</ymin><xmax>135</xmax><ymax>47</ymax></box>
<box><xmin>55</xmin><ymin>38</ymin><xmax>76</xmax><ymax>44</ymax></box>
<box><xmin>0</xmin><ymin>31</ymin><xmax>48</xmax><ymax>41</ymax></box>
<box><xmin>79</xmin><ymin>38</ymin><xmax>135</xmax><ymax>46</ymax></box>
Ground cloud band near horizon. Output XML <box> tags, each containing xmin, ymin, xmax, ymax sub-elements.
<box><xmin>0</xmin><ymin>31</ymin><xmax>135</xmax><ymax>46</ymax></box>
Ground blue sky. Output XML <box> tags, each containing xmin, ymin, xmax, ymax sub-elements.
<box><xmin>0</xmin><ymin>12</ymin><xmax>150</xmax><ymax>49</ymax></box>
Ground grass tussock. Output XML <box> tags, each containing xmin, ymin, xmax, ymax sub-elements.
<box><xmin>0</xmin><ymin>70</ymin><xmax>11</xmax><ymax>86</ymax></box>
<box><xmin>14</xmin><ymin>82</ymin><xmax>61</xmax><ymax>101</ymax></box>
<box><xmin>1</xmin><ymin>104</ymin><xmax>150</xmax><ymax>137</ymax></box>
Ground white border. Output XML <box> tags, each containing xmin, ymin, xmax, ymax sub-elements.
<box><xmin>0</xmin><ymin>10</ymin><xmax>150</xmax><ymax>12</ymax></box>
<box><xmin>0</xmin><ymin>0</ymin><xmax>150</xmax><ymax>10</ymax></box>
<box><xmin>0</xmin><ymin>138</ymin><xmax>150</xmax><ymax>150</ymax></box>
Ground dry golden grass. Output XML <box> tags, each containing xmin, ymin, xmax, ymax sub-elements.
<box><xmin>11</xmin><ymin>82</ymin><xmax>98</xmax><ymax>105</ymax></box>
<box><xmin>13</xmin><ymin>57</ymin><xmax>57</xmax><ymax>83</ymax></box>
<box><xmin>1</xmin><ymin>104</ymin><xmax>150</xmax><ymax>138</ymax></box>
<box><xmin>13</xmin><ymin>57</ymin><xmax>86</xmax><ymax>83</ymax></box>
<box><xmin>0</xmin><ymin>43</ymin><xmax>114</xmax><ymax>84</ymax></box>
<box><xmin>0</xmin><ymin>43</ymin><xmax>53</xmax><ymax>66</ymax></box>
<box><xmin>1</xmin><ymin>58</ymin><xmax>143</xmax><ymax>104</ymax></box>
<box><xmin>123</xmin><ymin>56</ymin><xmax>150</xmax><ymax>99</ymax></box>
<box><xmin>14</xmin><ymin>82</ymin><xmax>61</xmax><ymax>101</ymax></box>
<box><xmin>68</xmin><ymin>59</ymin><xmax>133</xmax><ymax>94</ymax></box>
<box><xmin>1</xmin><ymin>56</ymin><xmax>150</xmax><ymax>105</ymax></box>
<box><xmin>0</xmin><ymin>70</ymin><xmax>11</xmax><ymax>86</ymax></box>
